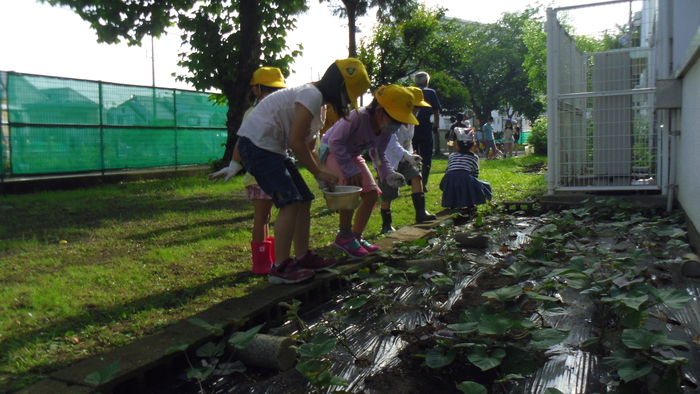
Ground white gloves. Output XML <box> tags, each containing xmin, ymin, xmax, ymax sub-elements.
<box><xmin>403</xmin><ymin>152</ymin><xmax>422</xmax><ymax>167</ymax></box>
<box><xmin>386</xmin><ymin>172</ymin><xmax>406</xmax><ymax>188</ymax></box>
<box><xmin>207</xmin><ymin>161</ymin><xmax>242</xmax><ymax>183</ymax></box>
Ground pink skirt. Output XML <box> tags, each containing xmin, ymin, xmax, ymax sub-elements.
<box><xmin>246</xmin><ymin>184</ymin><xmax>271</xmax><ymax>200</ymax></box>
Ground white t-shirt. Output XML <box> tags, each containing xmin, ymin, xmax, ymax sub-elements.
<box><xmin>237</xmin><ymin>84</ymin><xmax>325</xmax><ymax>156</ymax></box>
<box><xmin>381</xmin><ymin>124</ymin><xmax>414</xmax><ymax>170</ymax></box>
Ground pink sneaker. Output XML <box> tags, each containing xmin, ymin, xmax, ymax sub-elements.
<box><xmin>296</xmin><ymin>250</ymin><xmax>338</xmax><ymax>272</ymax></box>
<box><xmin>268</xmin><ymin>258</ymin><xmax>315</xmax><ymax>284</ymax></box>
<box><xmin>333</xmin><ymin>234</ymin><xmax>368</xmax><ymax>259</ymax></box>
<box><xmin>356</xmin><ymin>235</ymin><xmax>380</xmax><ymax>254</ymax></box>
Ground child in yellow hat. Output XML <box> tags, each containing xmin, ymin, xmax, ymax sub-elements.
<box><xmin>208</xmin><ymin>66</ymin><xmax>290</xmax><ymax>276</ymax></box>
<box><xmin>236</xmin><ymin>59</ymin><xmax>371</xmax><ymax>283</ymax></box>
<box><xmin>320</xmin><ymin>85</ymin><xmax>418</xmax><ymax>259</ymax></box>
<box><xmin>371</xmin><ymin>86</ymin><xmax>436</xmax><ymax>234</ymax></box>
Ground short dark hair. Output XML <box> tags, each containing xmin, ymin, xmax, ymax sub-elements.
<box><xmin>456</xmin><ymin>139</ymin><xmax>474</xmax><ymax>153</ymax></box>
<box><xmin>456</xmin><ymin>113</ymin><xmax>464</xmax><ymax>122</ymax></box>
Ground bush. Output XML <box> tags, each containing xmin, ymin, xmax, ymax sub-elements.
<box><xmin>527</xmin><ymin>116</ymin><xmax>547</xmax><ymax>155</ymax></box>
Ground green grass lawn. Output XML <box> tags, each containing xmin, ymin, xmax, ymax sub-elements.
<box><xmin>0</xmin><ymin>154</ymin><xmax>546</xmax><ymax>393</ymax></box>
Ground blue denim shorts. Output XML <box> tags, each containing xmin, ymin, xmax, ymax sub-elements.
<box><xmin>237</xmin><ymin>137</ymin><xmax>315</xmax><ymax>208</ymax></box>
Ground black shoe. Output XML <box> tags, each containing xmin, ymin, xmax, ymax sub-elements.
<box><xmin>416</xmin><ymin>212</ymin><xmax>436</xmax><ymax>222</ymax></box>
<box><xmin>381</xmin><ymin>223</ymin><xmax>396</xmax><ymax>234</ymax></box>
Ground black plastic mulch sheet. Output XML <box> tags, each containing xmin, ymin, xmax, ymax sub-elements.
<box><xmin>158</xmin><ymin>216</ymin><xmax>700</xmax><ymax>394</ymax></box>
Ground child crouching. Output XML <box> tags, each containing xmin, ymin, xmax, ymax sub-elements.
<box><xmin>440</xmin><ymin>128</ymin><xmax>493</xmax><ymax>213</ymax></box>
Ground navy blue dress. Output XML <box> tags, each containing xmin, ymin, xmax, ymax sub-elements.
<box><xmin>440</xmin><ymin>152</ymin><xmax>492</xmax><ymax>209</ymax></box>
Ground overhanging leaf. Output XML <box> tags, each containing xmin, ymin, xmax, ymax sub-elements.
<box><xmin>431</xmin><ymin>276</ymin><xmax>455</xmax><ymax>286</ymax></box>
<box><xmin>295</xmin><ymin>358</ymin><xmax>324</xmax><ymax>377</ymax></box>
<box><xmin>650</xmin><ymin>355</ymin><xmax>688</xmax><ymax>366</ymax></box>
<box><xmin>618</xmin><ymin>362</ymin><xmax>654</xmax><ymax>382</ymax></box>
<box><xmin>530</xmin><ymin>328</ymin><xmax>569</xmax><ymax>349</ymax></box>
<box><xmin>425</xmin><ymin>346</ymin><xmax>456</xmax><ymax>368</ymax></box>
<box><xmin>164</xmin><ymin>342</ymin><xmax>189</xmax><ymax>355</ymax></box>
<box><xmin>228</xmin><ymin>323</ymin><xmax>264</xmax><ymax>349</ymax></box>
<box><xmin>603</xmin><ymin>349</ymin><xmax>637</xmax><ymax>370</ymax></box>
<box><xmin>213</xmin><ymin>361</ymin><xmax>246</xmax><ymax>375</ymax></box>
<box><xmin>482</xmin><ymin>285</ymin><xmax>522</xmax><ymax>302</ymax></box>
<box><xmin>296</xmin><ymin>335</ymin><xmax>337</xmax><ymax>358</ymax></box>
<box><xmin>621</xmin><ymin>329</ymin><xmax>663</xmax><ymax>349</ymax></box>
<box><xmin>619</xmin><ymin>309</ymin><xmax>648</xmax><ymax>328</ymax></box>
<box><xmin>187</xmin><ymin>365</ymin><xmax>216</xmax><ymax>380</ymax></box>
<box><xmin>544</xmin><ymin>389</ymin><xmax>565</xmax><ymax>394</ymax></box>
<box><xmin>500</xmin><ymin>346</ymin><xmax>537</xmax><ymax>375</ymax></box>
<box><xmin>447</xmin><ymin>322</ymin><xmax>479</xmax><ymax>334</ymax></box>
<box><xmin>196</xmin><ymin>341</ymin><xmax>225</xmax><ymax>358</ymax></box>
<box><xmin>344</xmin><ymin>295</ymin><xmax>368</xmax><ymax>310</ymax></box>
<box><xmin>501</xmin><ymin>262</ymin><xmax>535</xmax><ymax>280</ymax></box>
<box><xmin>478</xmin><ymin>314</ymin><xmax>515</xmax><ymax>336</ymax></box>
<box><xmin>650</xmin><ymin>288</ymin><xmax>693</xmax><ymax>309</ymax></box>
<box><xmin>188</xmin><ymin>317</ymin><xmax>224</xmax><ymax>336</ymax></box>
<box><xmin>85</xmin><ymin>361</ymin><xmax>120</xmax><ymax>386</ymax></box>
<box><xmin>524</xmin><ymin>291</ymin><xmax>559</xmax><ymax>302</ymax></box>
<box><xmin>467</xmin><ymin>347</ymin><xmax>506</xmax><ymax>371</ymax></box>
<box><xmin>456</xmin><ymin>381</ymin><xmax>487</xmax><ymax>394</ymax></box>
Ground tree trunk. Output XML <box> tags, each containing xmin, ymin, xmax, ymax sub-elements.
<box><xmin>346</xmin><ymin>1</ymin><xmax>357</xmax><ymax>58</ymax></box>
<box><xmin>222</xmin><ymin>0</ymin><xmax>263</xmax><ymax>163</ymax></box>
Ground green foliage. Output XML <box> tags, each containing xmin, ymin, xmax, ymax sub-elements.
<box><xmin>528</xmin><ymin>116</ymin><xmax>548</xmax><ymax>155</ymax></box>
<box><xmin>425</xmin><ymin>346</ymin><xmax>457</xmax><ymax>368</ymax></box>
<box><xmin>85</xmin><ymin>361</ymin><xmax>120</xmax><ymax>386</ymax></box>
<box><xmin>457</xmin><ymin>381</ymin><xmax>487</xmax><ymax>394</ymax></box>
<box><xmin>161</xmin><ymin>318</ymin><xmax>259</xmax><ymax>390</ymax></box>
<box><xmin>41</xmin><ymin>0</ymin><xmax>196</xmax><ymax>46</ymax></box>
<box><xmin>320</xmin><ymin>0</ymin><xmax>419</xmax><ymax>57</ymax></box>
<box><xmin>430</xmin><ymin>72</ymin><xmax>471</xmax><ymax>116</ymax></box>
<box><xmin>294</xmin><ymin>334</ymin><xmax>348</xmax><ymax>393</ymax></box>
<box><xmin>358</xmin><ymin>4</ymin><xmax>458</xmax><ymax>86</ymax></box>
<box><xmin>500</xmin><ymin>261</ymin><xmax>535</xmax><ymax>281</ymax></box>
<box><xmin>229</xmin><ymin>324</ymin><xmax>265</xmax><ymax>349</ymax></box>
<box><xmin>450</xmin><ymin>8</ymin><xmax>542</xmax><ymax>125</ymax></box>
<box><xmin>188</xmin><ymin>317</ymin><xmax>225</xmax><ymax>336</ymax></box>
<box><xmin>467</xmin><ymin>347</ymin><xmax>506</xmax><ymax>371</ymax></box>
<box><xmin>482</xmin><ymin>285</ymin><xmax>522</xmax><ymax>303</ymax></box>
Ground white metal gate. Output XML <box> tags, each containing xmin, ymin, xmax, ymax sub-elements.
<box><xmin>546</xmin><ymin>0</ymin><xmax>663</xmax><ymax>193</ymax></box>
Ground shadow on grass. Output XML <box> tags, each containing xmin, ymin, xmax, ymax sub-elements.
<box><xmin>0</xmin><ymin>269</ymin><xmax>267</xmax><ymax>390</ymax></box>
<box><xmin>1</xmin><ymin>187</ymin><xmax>254</xmax><ymax>245</ymax></box>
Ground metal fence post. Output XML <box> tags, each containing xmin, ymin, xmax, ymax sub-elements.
<box><xmin>99</xmin><ymin>81</ymin><xmax>105</xmax><ymax>175</ymax></box>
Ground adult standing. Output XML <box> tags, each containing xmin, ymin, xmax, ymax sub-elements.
<box><xmin>412</xmin><ymin>71</ymin><xmax>441</xmax><ymax>190</ymax></box>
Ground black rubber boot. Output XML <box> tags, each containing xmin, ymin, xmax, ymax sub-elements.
<box><xmin>380</xmin><ymin>208</ymin><xmax>396</xmax><ymax>234</ymax></box>
<box><xmin>412</xmin><ymin>192</ymin><xmax>436</xmax><ymax>223</ymax></box>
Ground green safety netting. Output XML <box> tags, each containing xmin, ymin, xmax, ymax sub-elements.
<box><xmin>4</xmin><ymin>72</ymin><xmax>228</xmax><ymax>175</ymax></box>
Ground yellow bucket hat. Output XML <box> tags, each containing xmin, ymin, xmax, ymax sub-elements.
<box><xmin>335</xmin><ymin>58</ymin><xmax>371</xmax><ymax>113</ymax></box>
<box><xmin>375</xmin><ymin>85</ymin><xmax>419</xmax><ymax>125</ymax></box>
<box><xmin>406</xmin><ymin>86</ymin><xmax>431</xmax><ymax>108</ymax></box>
<box><xmin>251</xmin><ymin>67</ymin><xmax>287</xmax><ymax>88</ymax></box>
